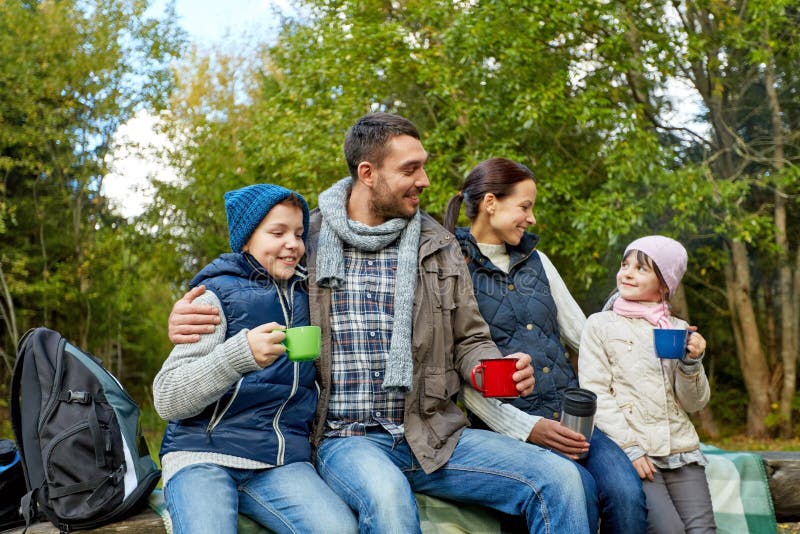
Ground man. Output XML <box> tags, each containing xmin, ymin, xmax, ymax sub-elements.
<box><xmin>169</xmin><ymin>113</ymin><xmax>592</xmax><ymax>533</ymax></box>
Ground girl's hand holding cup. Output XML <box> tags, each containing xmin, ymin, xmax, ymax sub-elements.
<box><xmin>686</xmin><ymin>327</ymin><xmax>706</xmax><ymax>360</ymax></box>
<box><xmin>247</xmin><ymin>322</ymin><xmax>287</xmax><ymax>368</ymax></box>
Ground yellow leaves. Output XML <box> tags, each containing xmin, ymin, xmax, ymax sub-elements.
<box><xmin>711</xmin><ymin>78</ymin><xmax>724</xmax><ymax>99</ymax></box>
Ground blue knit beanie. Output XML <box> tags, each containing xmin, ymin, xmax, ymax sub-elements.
<box><xmin>224</xmin><ymin>184</ymin><xmax>310</xmax><ymax>252</ymax></box>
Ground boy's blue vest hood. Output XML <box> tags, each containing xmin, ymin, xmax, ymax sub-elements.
<box><xmin>160</xmin><ymin>252</ymin><xmax>316</xmax><ymax>465</ymax></box>
<box><xmin>455</xmin><ymin>228</ymin><xmax>578</xmax><ymax>420</ymax></box>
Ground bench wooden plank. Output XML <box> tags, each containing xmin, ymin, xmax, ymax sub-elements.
<box><xmin>7</xmin><ymin>452</ymin><xmax>800</xmax><ymax>531</ymax></box>
<box><xmin>3</xmin><ymin>508</ymin><xmax>166</xmax><ymax>534</ymax></box>
<box><xmin>759</xmin><ymin>452</ymin><xmax>800</xmax><ymax>523</ymax></box>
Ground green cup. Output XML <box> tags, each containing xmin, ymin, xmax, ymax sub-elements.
<box><xmin>283</xmin><ymin>326</ymin><xmax>321</xmax><ymax>362</ymax></box>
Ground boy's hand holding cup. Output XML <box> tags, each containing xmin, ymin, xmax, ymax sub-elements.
<box><xmin>247</xmin><ymin>322</ymin><xmax>288</xmax><ymax>368</ymax></box>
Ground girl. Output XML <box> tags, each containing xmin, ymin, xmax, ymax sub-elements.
<box><xmin>444</xmin><ymin>157</ymin><xmax>646</xmax><ymax>534</ymax></box>
<box><xmin>153</xmin><ymin>184</ymin><xmax>356</xmax><ymax>534</ymax></box>
<box><xmin>578</xmin><ymin>235</ymin><xmax>715</xmax><ymax>533</ymax></box>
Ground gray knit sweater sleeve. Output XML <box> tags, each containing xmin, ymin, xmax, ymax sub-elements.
<box><xmin>152</xmin><ymin>291</ymin><xmax>261</xmax><ymax>421</ymax></box>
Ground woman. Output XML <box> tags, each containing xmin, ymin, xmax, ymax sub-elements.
<box><xmin>443</xmin><ymin>157</ymin><xmax>647</xmax><ymax>534</ymax></box>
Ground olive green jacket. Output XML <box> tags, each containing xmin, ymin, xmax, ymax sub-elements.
<box><xmin>307</xmin><ymin>209</ymin><xmax>502</xmax><ymax>474</ymax></box>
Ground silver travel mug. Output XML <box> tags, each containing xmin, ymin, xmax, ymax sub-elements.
<box><xmin>560</xmin><ymin>387</ymin><xmax>597</xmax><ymax>459</ymax></box>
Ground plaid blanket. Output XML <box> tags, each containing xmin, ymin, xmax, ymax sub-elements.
<box><xmin>148</xmin><ymin>445</ymin><xmax>779</xmax><ymax>534</ymax></box>
<box><xmin>148</xmin><ymin>489</ymin><xmax>500</xmax><ymax>534</ymax></box>
<box><xmin>702</xmin><ymin>444</ymin><xmax>778</xmax><ymax>534</ymax></box>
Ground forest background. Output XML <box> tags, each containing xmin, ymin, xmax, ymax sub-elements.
<box><xmin>1</xmin><ymin>0</ymin><xmax>799</xmax><ymax>452</ymax></box>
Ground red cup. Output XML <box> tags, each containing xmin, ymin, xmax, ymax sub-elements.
<box><xmin>470</xmin><ymin>358</ymin><xmax>520</xmax><ymax>398</ymax></box>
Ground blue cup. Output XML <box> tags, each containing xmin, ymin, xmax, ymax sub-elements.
<box><xmin>653</xmin><ymin>328</ymin><xmax>688</xmax><ymax>359</ymax></box>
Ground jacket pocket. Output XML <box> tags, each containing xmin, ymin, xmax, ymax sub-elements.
<box><xmin>618</xmin><ymin>400</ymin><xmax>634</xmax><ymax>417</ymax></box>
<box><xmin>415</xmin><ymin>267</ymin><xmax>459</xmax><ymax>362</ymax></box>
<box><xmin>420</xmin><ymin>367</ymin><xmax>466</xmax><ymax>447</ymax></box>
<box><xmin>606</xmin><ymin>337</ymin><xmax>634</xmax><ymax>365</ymax></box>
<box><xmin>421</xmin><ymin>367</ymin><xmax>459</xmax><ymax>416</ymax></box>
<box><xmin>431</xmin><ymin>268</ymin><xmax>459</xmax><ymax>358</ymax></box>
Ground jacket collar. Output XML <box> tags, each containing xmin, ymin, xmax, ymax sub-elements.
<box><xmin>418</xmin><ymin>211</ymin><xmax>456</xmax><ymax>259</ymax></box>
<box><xmin>454</xmin><ymin>227</ymin><xmax>540</xmax><ymax>272</ymax></box>
<box><xmin>190</xmin><ymin>252</ymin><xmax>306</xmax><ymax>289</ymax></box>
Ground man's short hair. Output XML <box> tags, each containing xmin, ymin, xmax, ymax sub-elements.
<box><xmin>344</xmin><ymin>113</ymin><xmax>420</xmax><ymax>178</ymax></box>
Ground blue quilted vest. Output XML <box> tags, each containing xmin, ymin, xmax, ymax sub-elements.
<box><xmin>160</xmin><ymin>253</ymin><xmax>317</xmax><ymax>465</ymax></box>
<box><xmin>455</xmin><ymin>228</ymin><xmax>578</xmax><ymax>419</ymax></box>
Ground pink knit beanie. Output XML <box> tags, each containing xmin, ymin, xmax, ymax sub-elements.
<box><xmin>624</xmin><ymin>235</ymin><xmax>688</xmax><ymax>296</ymax></box>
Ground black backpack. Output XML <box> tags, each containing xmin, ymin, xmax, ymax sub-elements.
<box><xmin>10</xmin><ymin>327</ymin><xmax>161</xmax><ymax>533</ymax></box>
<box><xmin>0</xmin><ymin>439</ymin><xmax>26</xmax><ymax>530</ymax></box>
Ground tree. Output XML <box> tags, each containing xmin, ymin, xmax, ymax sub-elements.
<box><xmin>0</xmin><ymin>0</ymin><xmax>185</xmax><ymax>397</ymax></box>
<box><xmin>590</xmin><ymin>0</ymin><xmax>800</xmax><ymax>437</ymax></box>
<box><xmin>154</xmin><ymin>0</ymin><xmax>799</xmax><ymax>437</ymax></box>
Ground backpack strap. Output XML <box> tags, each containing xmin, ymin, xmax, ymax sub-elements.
<box><xmin>47</xmin><ymin>465</ymin><xmax>125</xmax><ymax>501</ymax></box>
<box><xmin>10</xmin><ymin>328</ymin><xmax>38</xmax><ymax>529</ymax></box>
<box><xmin>19</xmin><ymin>487</ymin><xmax>38</xmax><ymax>532</ymax></box>
<box><xmin>10</xmin><ymin>328</ymin><xmax>37</xmax><ymax>467</ymax></box>
<box><xmin>87</xmin><ymin>399</ymin><xmax>108</xmax><ymax>468</ymax></box>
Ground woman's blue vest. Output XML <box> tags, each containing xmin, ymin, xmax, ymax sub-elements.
<box><xmin>455</xmin><ymin>228</ymin><xmax>578</xmax><ymax>419</ymax></box>
<box><xmin>159</xmin><ymin>253</ymin><xmax>317</xmax><ymax>465</ymax></box>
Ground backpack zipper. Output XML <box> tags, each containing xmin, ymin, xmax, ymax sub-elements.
<box><xmin>39</xmin><ymin>338</ymin><xmax>68</xmax><ymax>434</ymax></box>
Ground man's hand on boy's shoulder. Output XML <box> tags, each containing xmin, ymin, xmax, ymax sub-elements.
<box><xmin>168</xmin><ymin>285</ymin><xmax>221</xmax><ymax>344</ymax></box>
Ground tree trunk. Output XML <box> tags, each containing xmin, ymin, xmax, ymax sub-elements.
<box><xmin>725</xmin><ymin>240</ymin><xmax>771</xmax><ymax>437</ymax></box>
<box><xmin>765</xmin><ymin>47</ymin><xmax>795</xmax><ymax>437</ymax></box>
<box><xmin>672</xmin><ymin>283</ymin><xmax>718</xmax><ymax>437</ymax></box>
<box><xmin>0</xmin><ymin>262</ymin><xmax>19</xmax><ymax>374</ymax></box>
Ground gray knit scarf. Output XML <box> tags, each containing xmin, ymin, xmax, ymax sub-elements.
<box><xmin>316</xmin><ymin>177</ymin><xmax>420</xmax><ymax>392</ymax></box>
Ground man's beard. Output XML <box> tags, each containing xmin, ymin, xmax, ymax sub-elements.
<box><xmin>371</xmin><ymin>174</ymin><xmax>417</xmax><ymax>220</ymax></box>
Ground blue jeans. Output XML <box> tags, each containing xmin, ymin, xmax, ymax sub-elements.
<box><xmin>165</xmin><ymin>462</ymin><xmax>358</xmax><ymax>534</ymax></box>
<box><xmin>577</xmin><ymin>430</ymin><xmax>647</xmax><ymax>534</ymax></box>
<box><xmin>316</xmin><ymin>428</ymin><xmax>591</xmax><ymax>534</ymax></box>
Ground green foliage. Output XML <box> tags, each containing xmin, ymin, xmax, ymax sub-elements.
<box><xmin>150</xmin><ymin>0</ymin><xmax>799</xmax><ymax>437</ymax></box>
<box><xmin>2</xmin><ymin>0</ymin><xmax>798</xmax><ymax>438</ymax></box>
<box><xmin>0</xmin><ymin>0</ymin><xmax>185</xmax><ymax>396</ymax></box>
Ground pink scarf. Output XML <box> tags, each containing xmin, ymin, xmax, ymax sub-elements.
<box><xmin>612</xmin><ymin>297</ymin><xmax>672</xmax><ymax>328</ymax></box>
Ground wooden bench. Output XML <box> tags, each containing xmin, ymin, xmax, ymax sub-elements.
<box><xmin>761</xmin><ymin>452</ymin><xmax>800</xmax><ymax>523</ymax></box>
<box><xmin>7</xmin><ymin>452</ymin><xmax>800</xmax><ymax>533</ymax></box>
<box><xmin>3</xmin><ymin>508</ymin><xmax>166</xmax><ymax>533</ymax></box>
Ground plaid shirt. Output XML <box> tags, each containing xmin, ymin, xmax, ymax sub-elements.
<box><xmin>324</xmin><ymin>240</ymin><xmax>407</xmax><ymax>442</ymax></box>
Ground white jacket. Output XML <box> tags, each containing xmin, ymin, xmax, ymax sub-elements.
<box><xmin>578</xmin><ymin>311</ymin><xmax>710</xmax><ymax>457</ymax></box>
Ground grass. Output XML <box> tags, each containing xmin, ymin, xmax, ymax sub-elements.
<box><xmin>704</xmin><ymin>435</ymin><xmax>800</xmax><ymax>452</ymax></box>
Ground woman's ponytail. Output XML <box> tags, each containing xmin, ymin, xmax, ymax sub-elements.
<box><xmin>443</xmin><ymin>191</ymin><xmax>464</xmax><ymax>233</ymax></box>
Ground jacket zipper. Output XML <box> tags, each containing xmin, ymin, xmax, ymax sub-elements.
<box><xmin>203</xmin><ymin>267</ymin><xmax>306</xmax><ymax>457</ymax></box>
<box><xmin>206</xmin><ymin>378</ymin><xmax>243</xmax><ymax>433</ymax></box>
<box><xmin>271</xmin><ymin>279</ymin><xmax>301</xmax><ymax>464</ymax></box>
<box><xmin>205</xmin><ymin>261</ymin><xmax>285</xmax><ymax>435</ymax></box>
